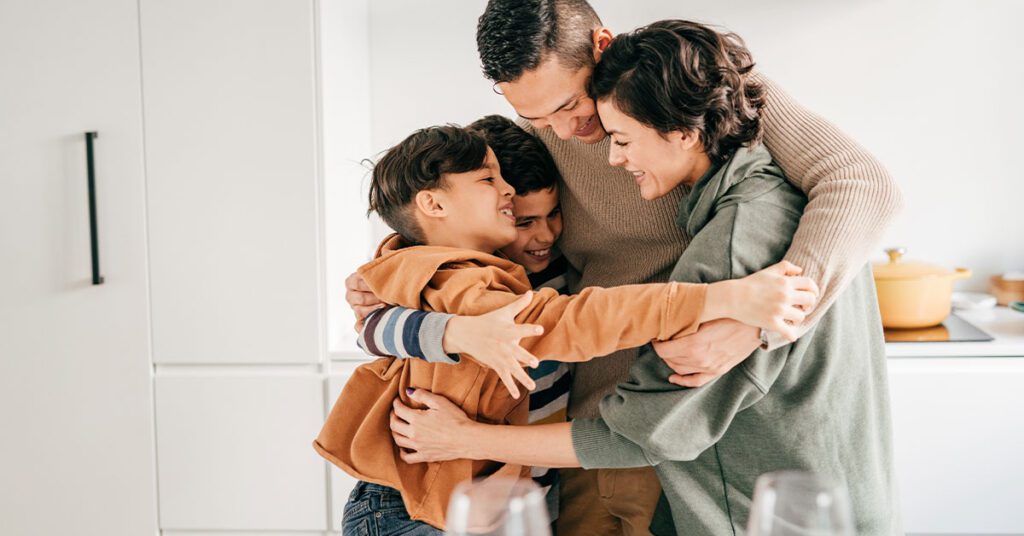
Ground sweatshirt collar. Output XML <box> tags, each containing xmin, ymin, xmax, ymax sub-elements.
<box><xmin>675</xmin><ymin>144</ymin><xmax>778</xmax><ymax>236</ymax></box>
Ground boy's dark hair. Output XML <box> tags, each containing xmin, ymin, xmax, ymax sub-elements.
<box><xmin>368</xmin><ymin>125</ymin><xmax>488</xmax><ymax>244</ymax></box>
<box><xmin>588</xmin><ymin>20</ymin><xmax>766</xmax><ymax>164</ymax></box>
<box><xmin>468</xmin><ymin>115</ymin><xmax>561</xmax><ymax>194</ymax></box>
<box><xmin>477</xmin><ymin>0</ymin><xmax>601</xmax><ymax>83</ymax></box>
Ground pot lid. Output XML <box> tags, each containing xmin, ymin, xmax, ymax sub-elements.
<box><xmin>872</xmin><ymin>247</ymin><xmax>956</xmax><ymax>280</ymax></box>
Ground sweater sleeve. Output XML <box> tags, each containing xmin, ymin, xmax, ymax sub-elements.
<box><xmin>356</xmin><ymin>305</ymin><xmax>458</xmax><ymax>364</ymax></box>
<box><xmin>757</xmin><ymin>73</ymin><xmax>903</xmax><ymax>349</ymax></box>
<box><xmin>571</xmin><ymin>196</ymin><xmax>798</xmax><ymax>468</ymax></box>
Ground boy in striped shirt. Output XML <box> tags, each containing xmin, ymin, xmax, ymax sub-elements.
<box><xmin>357</xmin><ymin>114</ymin><xmax>571</xmax><ymax>521</ymax></box>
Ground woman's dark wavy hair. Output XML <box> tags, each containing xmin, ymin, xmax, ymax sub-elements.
<box><xmin>368</xmin><ymin>125</ymin><xmax>488</xmax><ymax>244</ymax></box>
<box><xmin>588</xmin><ymin>20</ymin><xmax>766</xmax><ymax>164</ymax></box>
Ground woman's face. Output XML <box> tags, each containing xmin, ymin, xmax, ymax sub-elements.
<box><xmin>596</xmin><ymin>98</ymin><xmax>708</xmax><ymax>201</ymax></box>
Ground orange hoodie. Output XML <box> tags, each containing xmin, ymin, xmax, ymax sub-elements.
<box><xmin>314</xmin><ymin>234</ymin><xmax>708</xmax><ymax>528</ymax></box>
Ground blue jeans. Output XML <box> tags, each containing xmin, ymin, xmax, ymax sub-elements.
<box><xmin>342</xmin><ymin>481</ymin><xmax>443</xmax><ymax>536</ymax></box>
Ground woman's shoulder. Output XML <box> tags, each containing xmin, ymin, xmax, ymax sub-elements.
<box><xmin>718</xmin><ymin>145</ymin><xmax>806</xmax><ymax>215</ymax></box>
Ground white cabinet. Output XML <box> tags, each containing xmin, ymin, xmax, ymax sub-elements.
<box><xmin>3</xmin><ymin>0</ymin><xmax>368</xmax><ymax>534</ymax></box>
<box><xmin>888</xmin><ymin>357</ymin><xmax>1024</xmax><ymax>535</ymax></box>
<box><xmin>140</xmin><ymin>0</ymin><xmax>321</xmax><ymax>365</ymax></box>
<box><xmin>154</xmin><ymin>374</ymin><xmax>328</xmax><ymax>530</ymax></box>
<box><xmin>0</xmin><ymin>1</ymin><xmax>158</xmax><ymax>535</ymax></box>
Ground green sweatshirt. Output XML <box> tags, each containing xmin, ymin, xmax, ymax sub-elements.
<box><xmin>570</xmin><ymin>145</ymin><xmax>900</xmax><ymax>535</ymax></box>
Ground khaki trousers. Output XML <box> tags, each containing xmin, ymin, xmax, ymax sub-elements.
<box><xmin>555</xmin><ymin>466</ymin><xmax>662</xmax><ymax>536</ymax></box>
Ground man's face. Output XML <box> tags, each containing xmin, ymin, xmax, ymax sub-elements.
<box><xmin>499</xmin><ymin>56</ymin><xmax>607</xmax><ymax>144</ymax></box>
<box><xmin>429</xmin><ymin>147</ymin><xmax>518</xmax><ymax>252</ymax></box>
<box><xmin>498</xmin><ymin>186</ymin><xmax>562</xmax><ymax>273</ymax></box>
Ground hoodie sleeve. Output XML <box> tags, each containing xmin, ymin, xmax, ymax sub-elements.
<box><xmin>423</xmin><ymin>262</ymin><xmax>708</xmax><ymax>364</ymax></box>
<box><xmin>515</xmin><ymin>283</ymin><xmax>707</xmax><ymax>363</ymax></box>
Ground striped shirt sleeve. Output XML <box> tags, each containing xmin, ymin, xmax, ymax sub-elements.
<box><xmin>356</xmin><ymin>305</ymin><xmax>459</xmax><ymax>364</ymax></box>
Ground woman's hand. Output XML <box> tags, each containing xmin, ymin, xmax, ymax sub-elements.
<box><xmin>705</xmin><ymin>261</ymin><xmax>819</xmax><ymax>341</ymax></box>
<box><xmin>345</xmin><ymin>271</ymin><xmax>384</xmax><ymax>331</ymax></box>
<box><xmin>443</xmin><ymin>292</ymin><xmax>544</xmax><ymax>399</ymax></box>
<box><xmin>390</xmin><ymin>389</ymin><xmax>475</xmax><ymax>464</ymax></box>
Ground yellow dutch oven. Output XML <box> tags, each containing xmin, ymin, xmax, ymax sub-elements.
<box><xmin>872</xmin><ymin>247</ymin><xmax>972</xmax><ymax>329</ymax></box>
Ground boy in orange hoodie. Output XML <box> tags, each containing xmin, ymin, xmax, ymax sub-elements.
<box><xmin>314</xmin><ymin>124</ymin><xmax>816</xmax><ymax>534</ymax></box>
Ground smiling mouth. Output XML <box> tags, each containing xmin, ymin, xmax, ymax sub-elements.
<box><xmin>526</xmin><ymin>248</ymin><xmax>551</xmax><ymax>260</ymax></box>
<box><xmin>630</xmin><ymin>170</ymin><xmax>646</xmax><ymax>184</ymax></box>
<box><xmin>575</xmin><ymin>115</ymin><xmax>597</xmax><ymax>136</ymax></box>
<box><xmin>498</xmin><ymin>207</ymin><xmax>515</xmax><ymax>221</ymax></box>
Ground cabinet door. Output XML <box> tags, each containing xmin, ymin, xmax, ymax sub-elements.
<box><xmin>0</xmin><ymin>1</ymin><xmax>158</xmax><ymax>535</ymax></box>
<box><xmin>140</xmin><ymin>0</ymin><xmax>320</xmax><ymax>365</ymax></box>
<box><xmin>154</xmin><ymin>375</ymin><xmax>328</xmax><ymax>530</ymax></box>
<box><xmin>888</xmin><ymin>358</ymin><xmax>1024</xmax><ymax>534</ymax></box>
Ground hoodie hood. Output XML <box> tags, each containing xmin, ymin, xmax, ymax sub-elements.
<box><xmin>357</xmin><ymin>234</ymin><xmax>531</xmax><ymax>309</ymax></box>
<box><xmin>676</xmin><ymin>144</ymin><xmax>789</xmax><ymax>237</ymax></box>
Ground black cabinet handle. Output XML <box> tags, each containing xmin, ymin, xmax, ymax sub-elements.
<box><xmin>85</xmin><ymin>131</ymin><xmax>104</xmax><ymax>285</ymax></box>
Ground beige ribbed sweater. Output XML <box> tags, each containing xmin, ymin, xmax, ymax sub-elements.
<box><xmin>523</xmin><ymin>73</ymin><xmax>904</xmax><ymax>419</ymax></box>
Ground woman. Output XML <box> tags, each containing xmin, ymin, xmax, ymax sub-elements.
<box><xmin>386</xmin><ymin>20</ymin><xmax>898</xmax><ymax>536</ymax></box>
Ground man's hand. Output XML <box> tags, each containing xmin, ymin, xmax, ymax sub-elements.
<box><xmin>345</xmin><ymin>271</ymin><xmax>383</xmax><ymax>330</ymax></box>
<box><xmin>443</xmin><ymin>292</ymin><xmax>544</xmax><ymax>399</ymax></box>
<box><xmin>653</xmin><ymin>319</ymin><xmax>760</xmax><ymax>388</ymax></box>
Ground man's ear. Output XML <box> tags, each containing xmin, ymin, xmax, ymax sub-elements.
<box><xmin>414</xmin><ymin>189</ymin><xmax>446</xmax><ymax>220</ymax></box>
<box><xmin>592</xmin><ymin>27</ymin><xmax>614</xmax><ymax>61</ymax></box>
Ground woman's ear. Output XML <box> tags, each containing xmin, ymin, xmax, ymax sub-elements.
<box><xmin>592</xmin><ymin>27</ymin><xmax>614</xmax><ymax>61</ymax></box>
<box><xmin>414</xmin><ymin>189</ymin><xmax>446</xmax><ymax>220</ymax></box>
<box><xmin>675</xmin><ymin>129</ymin><xmax>702</xmax><ymax>152</ymax></box>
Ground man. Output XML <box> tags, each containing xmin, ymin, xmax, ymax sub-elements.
<box><xmin>347</xmin><ymin>1</ymin><xmax>902</xmax><ymax>533</ymax></box>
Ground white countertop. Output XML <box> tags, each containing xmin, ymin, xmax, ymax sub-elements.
<box><xmin>886</xmin><ymin>306</ymin><xmax>1024</xmax><ymax>358</ymax></box>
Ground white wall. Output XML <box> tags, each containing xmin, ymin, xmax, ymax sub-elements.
<box><xmin>363</xmin><ymin>0</ymin><xmax>1024</xmax><ymax>290</ymax></box>
<box><xmin>322</xmin><ymin>0</ymin><xmax>372</xmax><ymax>353</ymax></box>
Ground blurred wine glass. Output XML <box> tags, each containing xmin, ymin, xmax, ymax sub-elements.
<box><xmin>747</xmin><ymin>470</ymin><xmax>855</xmax><ymax>536</ymax></box>
<box><xmin>445</xmin><ymin>477</ymin><xmax>551</xmax><ymax>536</ymax></box>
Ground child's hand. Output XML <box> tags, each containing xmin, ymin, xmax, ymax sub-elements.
<box><xmin>443</xmin><ymin>292</ymin><xmax>544</xmax><ymax>399</ymax></box>
<box><xmin>345</xmin><ymin>271</ymin><xmax>384</xmax><ymax>331</ymax></box>
<box><xmin>707</xmin><ymin>261</ymin><xmax>819</xmax><ymax>341</ymax></box>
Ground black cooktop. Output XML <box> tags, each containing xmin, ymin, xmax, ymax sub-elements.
<box><xmin>884</xmin><ymin>313</ymin><xmax>994</xmax><ymax>343</ymax></box>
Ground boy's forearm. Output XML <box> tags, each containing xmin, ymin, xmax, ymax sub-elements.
<box><xmin>461</xmin><ymin>421</ymin><xmax>581</xmax><ymax>468</ymax></box>
<box><xmin>701</xmin><ymin>280</ymin><xmax>740</xmax><ymax>324</ymax></box>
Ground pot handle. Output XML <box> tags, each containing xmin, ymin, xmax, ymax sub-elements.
<box><xmin>885</xmin><ymin>247</ymin><xmax>907</xmax><ymax>263</ymax></box>
<box><xmin>954</xmin><ymin>268</ymin><xmax>972</xmax><ymax>280</ymax></box>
